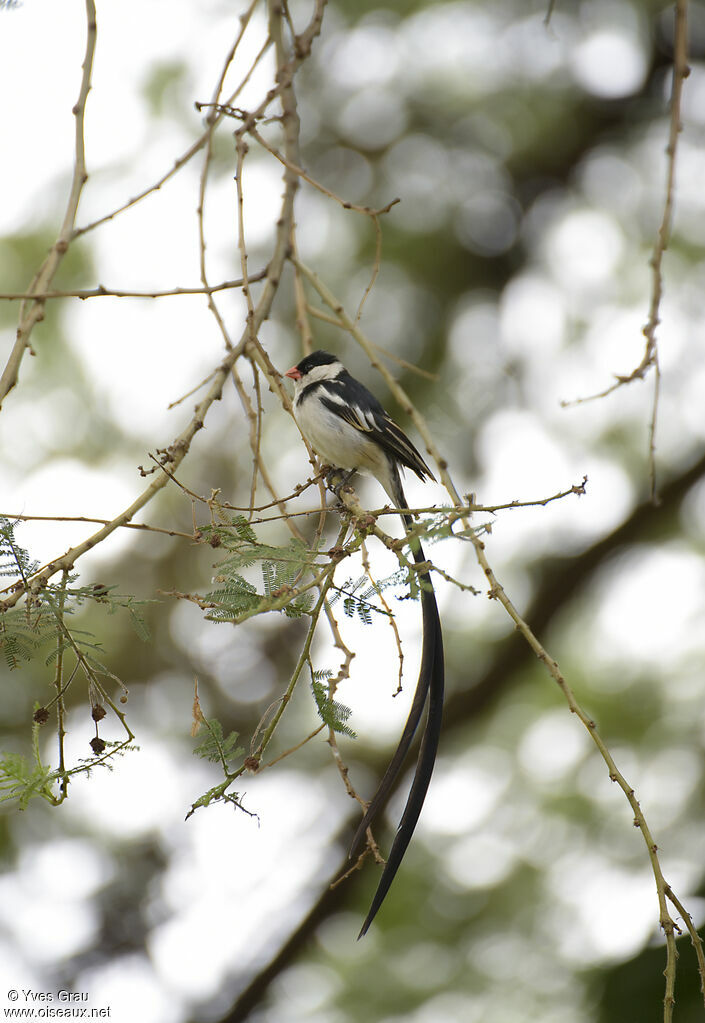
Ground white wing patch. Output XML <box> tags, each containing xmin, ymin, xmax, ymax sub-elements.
<box><xmin>336</xmin><ymin>403</ymin><xmax>378</xmax><ymax>433</ymax></box>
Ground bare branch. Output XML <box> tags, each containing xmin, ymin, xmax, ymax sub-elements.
<box><xmin>0</xmin><ymin>513</ymin><xmax>194</xmax><ymax>540</ymax></box>
<box><xmin>560</xmin><ymin>0</ymin><xmax>689</xmax><ymax>506</ymax></box>
<box><xmin>0</xmin><ymin>0</ymin><xmax>97</xmax><ymax>409</ymax></box>
<box><xmin>0</xmin><ymin>272</ymin><xmax>266</xmax><ymax>302</ymax></box>
<box><xmin>0</xmin><ymin>0</ymin><xmax>328</xmax><ymax>612</ymax></box>
<box><xmin>71</xmin><ymin>0</ymin><xmax>262</xmax><ymax>242</ymax></box>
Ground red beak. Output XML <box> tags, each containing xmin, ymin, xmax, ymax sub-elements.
<box><xmin>285</xmin><ymin>366</ymin><xmax>301</xmax><ymax>380</ymax></box>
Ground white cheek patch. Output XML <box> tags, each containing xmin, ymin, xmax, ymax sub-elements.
<box><xmin>301</xmin><ymin>361</ymin><xmax>344</xmax><ymax>385</ymax></box>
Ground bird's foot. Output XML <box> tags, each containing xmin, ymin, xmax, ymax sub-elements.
<box><xmin>326</xmin><ymin>467</ymin><xmax>356</xmax><ymax>499</ymax></box>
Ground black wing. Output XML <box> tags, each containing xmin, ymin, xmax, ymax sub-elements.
<box><xmin>322</xmin><ymin>373</ymin><xmax>435</xmax><ymax>482</ymax></box>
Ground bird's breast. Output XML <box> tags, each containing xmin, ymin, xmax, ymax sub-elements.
<box><xmin>295</xmin><ymin>396</ymin><xmax>386</xmax><ymax>477</ymax></box>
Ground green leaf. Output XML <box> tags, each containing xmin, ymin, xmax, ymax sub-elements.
<box><xmin>0</xmin><ymin>609</ymin><xmax>42</xmax><ymax>669</ymax></box>
<box><xmin>193</xmin><ymin>718</ymin><xmax>244</xmax><ymax>768</ymax></box>
<box><xmin>284</xmin><ymin>593</ymin><xmax>315</xmax><ymax>618</ymax></box>
<box><xmin>186</xmin><ymin>785</ymin><xmax>255</xmax><ymax>820</ymax></box>
<box><xmin>311</xmin><ymin>675</ymin><xmax>356</xmax><ymax>738</ymax></box>
<box><xmin>0</xmin><ymin>752</ymin><xmax>54</xmax><ymax>809</ymax></box>
<box><xmin>127</xmin><ymin>603</ymin><xmax>151</xmax><ymax>642</ymax></box>
<box><xmin>262</xmin><ymin>560</ymin><xmax>275</xmax><ymax>598</ymax></box>
<box><xmin>204</xmin><ymin>576</ymin><xmax>261</xmax><ymax>621</ymax></box>
<box><xmin>0</xmin><ymin>516</ymin><xmax>39</xmax><ymax>580</ymax></box>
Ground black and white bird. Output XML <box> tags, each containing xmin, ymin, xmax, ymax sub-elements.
<box><xmin>285</xmin><ymin>350</ymin><xmax>444</xmax><ymax>937</ymax></box>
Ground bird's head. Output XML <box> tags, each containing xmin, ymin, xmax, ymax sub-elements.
<box><xmin>285</xmin><ymin>350</ymin><xmax>343</xmax><ymax>385</ymax></box>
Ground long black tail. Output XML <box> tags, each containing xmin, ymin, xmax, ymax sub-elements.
<box><xmin>353</xmin><ymin>472</ymin><xmax>445</xmax><ymax>938</ymax></box>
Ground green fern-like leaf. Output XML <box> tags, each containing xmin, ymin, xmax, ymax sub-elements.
<box><xmin>261</xmin><ymin>560</ymin><xmax>275</xmax><ymax>598</ymax></box>
<box><xmin>196</xmin><ymin>519</ymin><xmax>327</xmax><ymax>626</ymax></box>
<box><xmin>311</xmin><ymin>675</ymin><xmax>356</xmax><ymax>739</ymax></box>
<box><xmin>0</xmin><ymin>517</ymin><xmax>39</xmax><ymax>581</ymax></box>
<box><xmin>0</xmin><ymin>752</ymin><xmax>54</xmax><ymax>808</ymax></box>
<box><xmin>284</xmin><ymin>593</ymin><xmax>315</xmax><ymax>618</ymax></box>
<box><xmin>332</xmin><ymin>575</ymin><xmax>382</xmax><ymax>622</ymax></box>
<box><xmin>357</xmin><ymin>604</ymin><xmax>372</xmax><ymax>626</ymax></box>
<box><xmin>193</xmin><ymin>718</ymin><xmax>244</xmax><ymax>768</ymax></box>
<box><xmin>0</xmin><ymin>609</ymin><xmax>43</xmax><ymax>669</ymax></box>
<box><xmin>51</xmin><ymin>584</ymin><xmax>154</xmax><ymax>638</ymax></box>
<box><xmin>231</xmin><ymin>515</ymin><xmax>258</xmax><ymax>544</ymax></box>
<box><xmin>126</xmin><ymin>602</ymin><xmax>151</xmax><ymax>642</ymax></box>
<box><xmin>205</xmin><ymin>576</ymin><xmax>261</xmax><ymax>621</ymax></box>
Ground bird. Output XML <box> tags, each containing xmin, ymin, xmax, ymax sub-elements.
<box><xmin>285</xmin><ymin>349</ymin><xmax>444</xmax><ymax>937</ymax></box>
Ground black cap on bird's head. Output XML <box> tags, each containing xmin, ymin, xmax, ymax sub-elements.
<box><xmin>285</xmin><ymin>350</ymin><xmax>340</xmax><ymax>381</ymax></box>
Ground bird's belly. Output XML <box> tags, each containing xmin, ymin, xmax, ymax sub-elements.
<box><xmin>295</xmin><ymin>401</ymin><xmax>385</xmax><ymax>476</ymax></box>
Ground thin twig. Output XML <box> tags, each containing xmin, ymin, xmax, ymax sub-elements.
<box><xmin>228</xmin><ymin>115</ymin><xmax>400</xmax><ymax>219</ymax></box>
<box><xmin>560</xmin><ymin>0</ymin><xmax>689</xmax><ymax>507</ymax></box>
<box><xmin>71</xmin><ymin>0</ymin><xmax>263</xmax><ymax>242</ymax></box>
<box><xmin>167</xmin><ymin>369</ymin><xmax>220</xmax><ymax>410</ymax></box>
<box><xmin>194</xmin><ymin>5</ymin><xmax>272</xmax><ymax>356</ymax></box>
<box><xmin>0</xmin><ymin>0</ymin><xmax>97</xmax><ymax>409</ymax></box>
<box><xmin>0</xmin><ymin>273</ymin><xmax>266</xmax><ymax>302</ymax></box>
<box><xmin>355</xmin><ymin>213</ymin><xmax>383</xmax><ymax>323</ymax></box>
<box><xmin>665</xmin><ymin>884</ymin><xmax>705</xmax><ymax>1008</ymax></box>
<box><xmin>360</xmin><ymin>538</ymin><xmax>404</xmax><ymax>695</ymax></box>
<box><xmin>260</xmin><ymin>724</ymin><xmax>326</xmax><ymax>770</ymax></box>
<box><xmin>53</xmin><ymin>572</ymin><xmax>70</xmax><ymax>802</ymax></box>
<box><xmin>251</xmin><ymin>563</ymin><xmax>338</xmax><ymax>758</ymax></box>
<box><xmin>1</xmin><ymin>3</ymin><xmax>328</xmax><ymax>613</ymax></box>
<box><xmin>326</xmin><ymin>359</ymin><xmax>689</xmax><ymax>1021</ymax></box>
<box><xmin>0</xmin><ymin>512</ymin><xmax>194</xmax><ymax>540</ymax></box>
<box><xmin>466</xmin><ymin>525</ymin><xmax>682</xmax><ymax>1021</ymax></box>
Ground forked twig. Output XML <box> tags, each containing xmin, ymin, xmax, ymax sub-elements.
<box><xmin>560</xmin><ymin>0</ymin><xmax>689</xmax><ymax>504</ymax></box>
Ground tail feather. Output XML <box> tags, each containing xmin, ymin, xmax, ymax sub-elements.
<box><xmin>353</xmin><ymin>464</ymin><xmax>445</xmax><ymax>937</ymax></box>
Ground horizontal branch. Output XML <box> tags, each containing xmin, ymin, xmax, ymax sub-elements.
<box><xmin>0</xmin><ymin>512</ymin><xmax>194</xmax><ymax>540</ymax></box>
<box><xmin>0</xmin><ymin>271</ymin><xmax>266</xmax><ymax>302</ymax></box>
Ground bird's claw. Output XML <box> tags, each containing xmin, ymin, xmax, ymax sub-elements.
<box><xmin>326</xmin><ymin>467</ymin><xmax>356</xmax><ymax>499</ymax></box>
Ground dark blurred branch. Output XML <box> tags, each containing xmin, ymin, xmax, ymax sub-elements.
<box><xmin>211</xmin><ymin>448</ymin><xmax>705</xmax><ymax>1023</ymax></box>
<box><xmin>216</xmin><ymin>825</ymin><xmax>360</xmax><ymax>1023</ymax></box>
<box><xmin>447</xmin><ymin>448</ymin><xmax>705</xmax><ymax>727</ymax></box>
